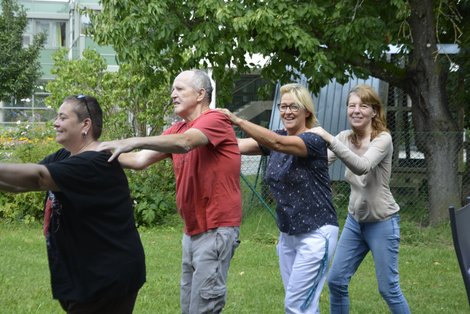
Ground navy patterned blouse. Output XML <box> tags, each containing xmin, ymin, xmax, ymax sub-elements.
<box><xmin>261</xmin><ymin>130</ymin><xmax>338</xmax><ymax>235</ymax></box>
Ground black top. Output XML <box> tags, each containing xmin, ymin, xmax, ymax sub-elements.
<box><xmin>262</xmin><ymin>131</ymin><xmax>338</xmax><ymax>235</ymax></box>
<box><xmin>40</xmin><ymin>148</ymin><xmax>146</xmax><ymax>302</ymax></box>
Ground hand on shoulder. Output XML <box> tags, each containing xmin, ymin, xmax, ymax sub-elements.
<box><xmin>308</xmin><ymin>127</ymin><xmax>333</xmax><ymax>144</ymax></box>
<box><xmin>96</xmin><ymin>139</ymin><xmax>135</xmax><ymax>162</ymax></box>
<box><xmin>215</xmin><ymin>108</ymin><xmax>243</xmax><ymax>125</ymax></box>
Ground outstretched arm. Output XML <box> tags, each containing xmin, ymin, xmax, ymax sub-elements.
<box><xmin>117</xmin><ymin>150</ymin><xmax>170</xmax><ymax>170</ymax></box>
<box><xmin>0</xmin><ymin>163</ymin><xmax>58</xmax><ymax>192</ymax></box>
<box><xmin>97</xmin><ymin>128</ymin><xmax>209</xmax><ymax>162</ymax></box>
<box><xmin>238</xmin><ymin>137</ymin><xmax>262</xmax><ymax>155</ymax></box>
<box><xmin>217</xmin><ymin>108</ymin><xmax>308</xmax><ymax>157</ymax></box>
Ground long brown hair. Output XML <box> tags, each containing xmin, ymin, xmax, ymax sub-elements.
<box><xmin>347</xmin><ymin>84</ymin><xmax>389</xmax><ymax>145</ymax></box>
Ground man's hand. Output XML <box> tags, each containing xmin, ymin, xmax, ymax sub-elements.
<box><xmin>96</xmin><ymin>139</ymin><xmax>136</xmax><ymax>162</ymax></box>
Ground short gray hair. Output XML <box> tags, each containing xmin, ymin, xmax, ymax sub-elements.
<box><xmin>190</xmin><ymin>70</ymin><xmax>213</xmax><ymax>103</ymax></box>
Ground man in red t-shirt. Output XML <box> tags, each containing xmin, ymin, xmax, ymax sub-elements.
<box><xmin>98</xmin><ymin>69</ymin><xmax>242</xmax><ymax>314</ymax></box>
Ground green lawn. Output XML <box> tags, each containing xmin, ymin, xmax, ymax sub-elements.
<box><xmin>0</xmin><ymin>209</ymin><xmax>468</xmax><ymax>313</ymax></box>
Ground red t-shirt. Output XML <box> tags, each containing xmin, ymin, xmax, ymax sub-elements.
<box><xmin>163</xmin><ymin>110</ymin><xmax>242</xmax><ymax>235</ymax></box>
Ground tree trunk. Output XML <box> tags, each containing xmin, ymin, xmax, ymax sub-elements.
<box><xmin>411</xmin><ymin>117</ymin><xmax>461</xmax><ymax>225</ymax></box>
<box><xmin>406</xmin><ymin>0</ymin><xmax>461</xmax><ymax>225</ymax></box>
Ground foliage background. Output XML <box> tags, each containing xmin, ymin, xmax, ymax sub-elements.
<box><xmin>85</xmin><ymin>0</ymin><xmax>470</xmax><ymax>225</ymax></box>
<box><xmin>0</xmin><ymin>46</ymin><xmax>178</xmax><ymax>226</ymax></box>
<box><xmin>0</xmin><ymin>0</ymin><xmax>45</xmax><ymax>101</ymax></box>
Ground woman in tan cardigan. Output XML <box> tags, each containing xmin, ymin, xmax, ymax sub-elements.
<box><xmin>311</xmin><ymin>84</ymin><xmax>410</xmax><ymax>313</ymax></box>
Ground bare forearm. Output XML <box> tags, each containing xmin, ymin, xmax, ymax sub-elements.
<box><xmin>118</xmin><ymin>151</ymin><xmax>169</xmax><ymax>170</ymax></box>
<box><xmin>237</xmin><ymin>119</ymin><xmax>282</xmax><ymax>151</ymax></box>
<box><xmin>99</xmin><ymin>129</ymin><xmax>209</xmax><ymax>162</ymax></box>
<box><xmin>121</xmin><ymin>136</ymin><xmax>190</xmax><ymax>154</ymax></box>
<box><xmin>0</xmin><ymin>163</ymin><xmax>56</xmax><ymax>192</ymax></box>
<box><xmin>236</xmin><ymin>119</ymin><xmax>307</xmax><ymax>156</ymax></box>
<box><xmin>218</xmin><ymin>107</ymin><xmax>306</xmax><ymax>156</ymax></box>
<box><xmin>238</xmin><ymin>138</ymin><xmax>262</xmax><ymax>155</ymax></box>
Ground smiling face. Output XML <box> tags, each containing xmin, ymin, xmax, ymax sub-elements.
<box><xmin>53</xmin><ymin>101</ymin><xmax>87</xmax><ymax>151</ymax></box>
<box><xmin>279</xmin><ymin>92</ymin><xmax>310</xmax><ymax>135</ymax></box>
<box><xmin>347</xmin><ymin>93</ymin><xmax>376</xmax><ymax>131</ymax></box>
<box><xmin>171</xmin><ymin>71</ymin><xmax>204</xmax><ymax>120</ymax></box>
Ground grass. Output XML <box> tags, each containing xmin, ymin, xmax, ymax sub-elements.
<box><xmin>0</xmin><ymin>209</ymin><xmax>468</xmax><ymax>314</ymax></box>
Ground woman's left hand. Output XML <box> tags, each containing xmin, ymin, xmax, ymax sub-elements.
<box><xmin>308</xmin><ymin>127</ymin><xmax>333</xmax><ymax>144</ymax></box>
<box><xmin>216</xmin><ymin>108</ymin><xmax>243</xmax><ymax>125</ymax></box>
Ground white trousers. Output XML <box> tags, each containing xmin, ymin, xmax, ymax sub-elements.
<box><xmin>277</xmin><ymin>224</ymin><xmax>339</xmax><ymax>314</ymax></box>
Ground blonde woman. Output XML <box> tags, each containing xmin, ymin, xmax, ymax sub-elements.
<box><xmin>219</xmin><ymin>83</ymin><xmax>338</xmax><ymax>314</ymax></box>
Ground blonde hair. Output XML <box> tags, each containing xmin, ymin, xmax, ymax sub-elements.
<box><xmin>279</xmin><ymin>83</ymin><xmax>317</xmax><ymax>128</ymax></box>
<box><xmin>347</xmin><ymin>84</ymin><xmax>389</xmax><ymax>145</ymax></box>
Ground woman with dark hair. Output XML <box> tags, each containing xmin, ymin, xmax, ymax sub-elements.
<box><xmin>311</xmin><ymin>84</ymin><xmax>410</xmax><ymax>313</ymax></box>
<box><xmin>0</xmin><ymin>95</ymin><xmax>146</xmax><ymax>314</ymax></box>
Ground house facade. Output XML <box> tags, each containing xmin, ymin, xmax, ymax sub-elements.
<box><xmin>1</xmin><ymin>0</ymin><xmax>115</xmax><ymax>125</ymax></box>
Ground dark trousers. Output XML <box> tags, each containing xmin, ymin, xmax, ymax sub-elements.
<box><xmin>59</xmin><ymin>291</ymin><xmax>138</xmax><ymax>314</ymax></box>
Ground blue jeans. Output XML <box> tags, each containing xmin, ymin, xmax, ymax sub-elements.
<box><xmin>328</xmin><ymin>214</ymin><xmax>410</xmax><ymax>314</ymax></box>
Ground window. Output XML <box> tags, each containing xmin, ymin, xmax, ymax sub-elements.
<box><xmin>22</xmin><ymin>20</ymin><xmax>33</xmax><ymax>47</ymax></box>
<box><xmin>0</xmin><ymin>94</ymin><xmax>55</xmax><ymax>125</ymax></box>
<box><xmin>23</xmin><ymin>19</ymin><xmax>67</xmax><ymax>48</ymax></box>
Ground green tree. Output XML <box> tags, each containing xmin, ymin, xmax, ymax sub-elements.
<box><xmin>45</xmin><ymin>48</ymin><xmax>172</xmax><ymax>138</ymax></box>
<box><xmin>0</xmin><ymin>0</ymin><xmax>45</xmax><ymax>101</ymax></box>
<box><xmin>448</xmin><ymin>1</ymin><xmax>470</xmax><ymax>198</ymax></box>
<box><xmin>89</xmin><ymin>0</ymin><xmax>467</xmax><ymax>224</ymax></box>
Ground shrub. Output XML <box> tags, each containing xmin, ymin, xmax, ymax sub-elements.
<box><xmin>0</xmin><ymin>123</ymin><xmax>59</xmax><ymax>223</ymax></box>
<box><xmin>125</xmin><ymin>160</ymin><xmax>177</xmax><ymax>227</ymax></box>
